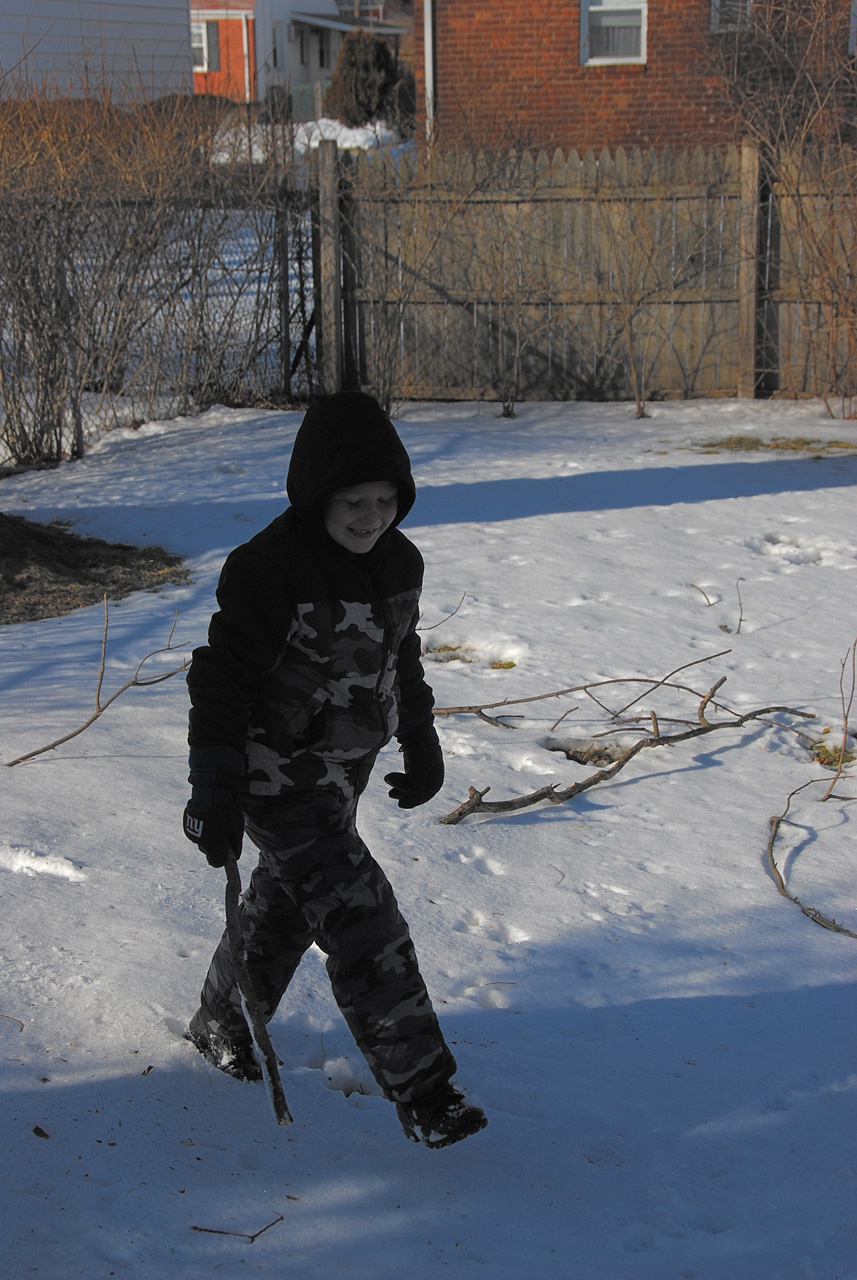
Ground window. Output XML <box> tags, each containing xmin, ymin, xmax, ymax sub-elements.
<box><xmin>710</xmin><ymin>0</ymin><xmax>751</xmax><ymax>33</ymax></box>
<box><xmin>581</xmin><ymin>1</ymin><xmax>646</xmax><ymax>65</ymax></box>
<box><xmin>191</xmin><ymin>20</ymin><xmax>220</xmax><ymax>72</ymax></box>
<box><xmin>318</xmin><ymin>28</ymin><xmax>331</xmax><ymax>70</ymax></box>
<box><xmin>272</xmin><ymin>22</ymin><xmax>283</xmax><ymax>70</ymax></box>
<box><xmin>191</xmin><ymin>21</ymin><xmax>205</xmax><ymax>69</ymax></box>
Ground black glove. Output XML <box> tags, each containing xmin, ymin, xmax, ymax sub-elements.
<box><xmin>183</xmin><ymin>798</ymin><xmax>244</xmax><ymax>868</ymax></box>
<box><xmin>384</xmin><ymin>724</ymin><xmax>444</xmax><ymax>809</ymax></box>
<box><xmin>183</xmin><ymin>746</ymin><xmax>245</xmax><ymax>868</ymax></box>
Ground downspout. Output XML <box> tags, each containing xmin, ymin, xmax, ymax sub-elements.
<box><xmin>423</xmin><ymin>0</ymin><xmax>435</xmax><ymax>141</ymax></box>
<box><xmin>242</xmin><ymin>12</ymin><xmax>252</xmax><ymax>103</ymax></box>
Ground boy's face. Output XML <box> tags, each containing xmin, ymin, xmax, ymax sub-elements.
<box><xmin>323</xmin><ymin>480</ymin><xmax>399</xmax><ymax>554</ymax></box>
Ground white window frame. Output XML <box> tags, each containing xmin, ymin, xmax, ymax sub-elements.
<box><xmin>191</xmin><ymin>21</ymin><xmax>207</xmax><ymax>70</ymax></box>
<box><xmin>710</xmin><ymin>0</ymin><xmax>752</xmax><ymax>34</ymax></box>
<box><xmin>580</xmin><ymin>1</ymin><xmax>647</xmax><ymax>67</ymax></box>
<box><xmin>191</xmin><ymin>20</ymin><xmax>220</xmax><ymax>73</ymax></box>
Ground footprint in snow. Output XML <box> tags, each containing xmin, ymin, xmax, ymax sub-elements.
<box><xmin>450</xmin><ymin>844</ymin><xmax>506</xmax><ymax>875</ymax></box>
<box><xmin>321</xmin><ymin>1055</ymin><xmax>383</xmax><ymax>1099</ymax></box>
<box><xmin>454</xmin><ymin>908</ymin><xmax>529</xmax><ymax>944</ymax></box>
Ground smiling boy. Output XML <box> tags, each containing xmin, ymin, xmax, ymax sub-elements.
<box><xmin>182</xmin><ymin>391</ymin><xmax>486</xmax><ymax>1149</ymax></box>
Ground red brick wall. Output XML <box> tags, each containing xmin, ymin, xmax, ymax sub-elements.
<box><xmin>193</xmin><ymin>17</ymin><xmax>256</xmax><ymax>103</ymax></box>
<box><xmin>415</xmin><ymin>0</ymin><xmax>734</xmax><ymax>151</ymax></box>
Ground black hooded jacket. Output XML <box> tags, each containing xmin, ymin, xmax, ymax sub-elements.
<box><xmin>187</xmin><ymin>393</ymin><xmax>435</xmax><ymax>798</ymax></box>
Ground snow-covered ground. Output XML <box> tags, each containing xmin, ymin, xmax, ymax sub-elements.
<box><xmin>1</xmin><ymin>398</ymin><xmax>855</xmax><ymax>1280</ymax></box>
<box><xmin>212</xmin><ymin>115</ymin><xmax>400</xmax><ymax>165</ymax></box>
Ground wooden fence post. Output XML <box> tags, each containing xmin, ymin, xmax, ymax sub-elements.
<box><xmin>316</xmin><ymin>138</ymin><xmax>342</xmax><ymax>395</ymax></box>
<box><xmin>737</xmin><ymin>141</ymin><xmax>760</xmax><ymax>398</ymax></box>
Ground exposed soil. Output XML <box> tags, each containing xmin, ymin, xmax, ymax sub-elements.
<box><xmin>0</xmin><ymin>510</ymin><xmax>188</xmax><ymax>625</ymax></box>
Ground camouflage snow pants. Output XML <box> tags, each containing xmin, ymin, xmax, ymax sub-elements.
<box><xmin>196</xmin><ymin>765</ymin><xmax>456</xmax><ymax>1106</ymax></box>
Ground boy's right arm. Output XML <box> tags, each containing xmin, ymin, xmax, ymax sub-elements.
<box><xmin>187</xmin><ymin>546</ymin><xmax>289</xmax><ymax>752</ymax></box>
<box><xmin>183</xmin><ymin>543</ymin><xmax>290</xmax><ymax>864</ymax></box>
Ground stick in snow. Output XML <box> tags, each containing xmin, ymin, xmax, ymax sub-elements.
<box><xmin>223</xmin><ymin>855</ymin><xmax>292</xmax><ymax>1126</ymax></box>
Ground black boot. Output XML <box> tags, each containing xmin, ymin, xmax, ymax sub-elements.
<box><xmin>184</xmin><ymin>1008</ymin><xmax>262</xmax><ymax>1083</ymax></box>
<box><xmin>396</xmin><ymin>1081</ymin><xmax>487</xmax><ymax>1149</ymax></box>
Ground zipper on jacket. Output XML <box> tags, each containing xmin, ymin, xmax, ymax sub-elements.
<box><xmin>359</xmin><ymin>562</ymin><xmax>394</xmax><ymax>734</ymax></box>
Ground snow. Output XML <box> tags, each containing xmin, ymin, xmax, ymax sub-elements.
<box><xmin>1</xmin><ymin>397</ymin><xmax>856</xmax><ymax>1280</ymax></box>
<box><xmin>212</xmin><ymin>115</ymin><xmax>401</xmax><ymax>165</ymax></box>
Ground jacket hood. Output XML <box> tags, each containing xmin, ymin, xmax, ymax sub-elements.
<box><xmin>286</xmin><ymin>392</ymin><xmax>415</xmax><ymax>530</ymax></box>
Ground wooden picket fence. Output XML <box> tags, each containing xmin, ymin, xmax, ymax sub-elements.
<box><xmin>308</xmin><ymin>139</ymin><xmax>857</xmax><ymax>409</ymax></box>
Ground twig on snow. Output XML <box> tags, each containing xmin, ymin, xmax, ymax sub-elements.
<box><xmin>191</xmin><ymin>1213</ymin><xmax>285</xmax><ymax>1242</ymax></box>
<box><xmin>418</xmin><ymin>592</ymin><xmax>467</xmax><ymax>632</ymax></box>
<box><xmin>440</xmin><ymin>687</ymin><xmax>813</xmax><ymax>824</ymax></box>
<box><xmin>434</xmin><ymin>650</ymin><xmax>733</xmax><ymax>729</ymax></box>
<box><xmin>720</xmin><ymin>579</ymin><xmax>746</xmax><ymax>634</ymax></box>
<box><xmin>688</xmin><ymin>582</ymin><xmax>715</xmax><ymax>606</ymax></box>
<box><xmin>766</xmin><ymin>783</ymin><xmax>857</xmax><ymax>939</ymax></box>
<box><xmin>821</xmin><ymin>637</ymin><xmax>856</xmax><ymax>802</ymax></box>
<box><xmin>5</xmin><ymin>596</ymin><xmax>189</xmax><ymax>767</ymax></box>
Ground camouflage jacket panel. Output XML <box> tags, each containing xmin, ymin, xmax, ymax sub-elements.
<box><xmin>246</xmin><ymin>587</ymin><xmax>420</xmax><ymax>796</ymax></box>
<box><xmin>187</xmin><ymin>510</ymin><xmax>434</xmax><ymax>800</ymax></box>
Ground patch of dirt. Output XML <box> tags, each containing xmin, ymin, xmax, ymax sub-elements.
<box><xmin>0</xmin><ymin>510</ymin><xmax>189</xmax><ymax>625</ymax></box>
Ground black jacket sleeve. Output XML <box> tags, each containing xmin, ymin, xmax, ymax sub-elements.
<box><xmin>394</xmin><ymin>610</ymin><xmax>436</xmax><ymax>740</ymax></box>
<box><xmin>187</xmin><ymin>536</ymin><xmax>292</xmax><ymax>754</ymax></box>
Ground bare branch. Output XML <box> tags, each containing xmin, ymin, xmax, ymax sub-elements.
<box><xmin>820</xmin><ymin>637</ymin><xmax>856</xmax><ymax>802</ymax></box>
<box><xmin>440</xmin><ymin>701</ymin><xmax>812</xmax><ymax>824</ymax></box>
<box><xmin>191</xmin><ymin>1214</ymin><xmax>285</xmax><ymax>1242</ymax></box>
<box><xmin>5</xmin><ymin>601</ymin><xmax>188</xmax><ymax>767</ymax></box>
<box><xmin>610</xmin><ymin>650</ymin><xmax>733</xmax><ymax>719</ymax></box>
<box><xmin>418</xmin><ymin>592</ymin><xmax>467</xmax><ymax>632</ymax></box>
<box><xmin>766</xmin><ymin>782</ymin><xmax>857</xmax><ymax>939</ymax></box>
<box><xmin>688</xmin><ymin>583</ymin><xmax>715</xmax><ymax>606</ymax></box>
<box><xmin>735</xmin><ymin>578</ymin><xmax>746</xmax><ymax>635</ymax></box>
<box><xmin>434</xmin><ymin>651</ymin><xmax>734</xmax><ymax>724</ymax></box>
<box><xmin>698</xmin><ymin>676</ymin><xmax>728</xmax><ymax>727</ymax></box>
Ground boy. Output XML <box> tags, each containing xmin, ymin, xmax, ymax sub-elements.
<box><xmin>182</xmin><ymin>391</ymin><xmax>486</xmax><ymax>1150</ymax></box>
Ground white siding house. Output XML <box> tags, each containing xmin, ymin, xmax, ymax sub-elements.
<box><xmin>0</xmin><ymin>1</ymin><xmax>192</xmax><ymax>98</ymax></box>
<box><xmin>252</xmin><ymin>1</ymin><xmax>408</xmax><ymax>112</ymax></box>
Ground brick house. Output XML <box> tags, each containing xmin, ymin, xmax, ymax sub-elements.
<box><xmin>415</xmin><ymin>0</ymin><xmax>857</xmax><ymax>151</ymax></box>
<box><xmin>191</xmin><ymin>1</ymin><xmax>412</xmax><ymax>110</ymax></box>
<box><xmin>190</xmin><ymin>1</ymin><xmax>257</xmax><ymax>102</ymax></box>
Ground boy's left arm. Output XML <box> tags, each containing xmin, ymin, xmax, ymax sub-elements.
<box><xmin>384</xmin><ymin>621</ymin><xmax>444</xmax><ymax>810</ymax></box>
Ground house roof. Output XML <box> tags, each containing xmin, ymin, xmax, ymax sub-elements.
<box><xmin>291</xmin><ymin>11</ymin><xmax>407</xmax><ymax>37</ymax></box>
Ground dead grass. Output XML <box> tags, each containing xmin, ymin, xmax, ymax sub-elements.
<box><xmin>697</xmin><ymin>434</ymin><xmax>857</xmax><ymax>454</ymax></box>
<box><xmin>812</xmin><ymin>740</ymin><xmax>856</xmax><ymax>769</ymax></box>
<box><xmin>0</xmin><ymin>510</ymin><xmax>188</xmax><ymax>625</ymax></box>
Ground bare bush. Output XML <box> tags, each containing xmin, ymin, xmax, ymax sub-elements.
<box><xmin>0</xmin><ymin>91</ymin><xmax>310</xmax><ymax>466</ymax></box>
<box><xmin>712</xmin><ymin>0</ymin><xmax>857</xmax><ymax>408</ymax></box>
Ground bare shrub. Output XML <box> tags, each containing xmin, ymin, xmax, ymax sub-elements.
<box><xmin>712</xmin><ymin>0</ymin><xmax>857</xmax><ymax>409</ymax></box>
<box><xmin>0</xmin><ymin>91</ymin><xmax>308</xmax><ymax>466</ymax></box>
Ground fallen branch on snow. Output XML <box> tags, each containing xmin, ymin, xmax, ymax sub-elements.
<box><xmin>766</xmin><ymin>783</ymin><xmax>857</xmax><ymax>939</ymax></box>
<box><xmin>763</xmin><ymin>637</ymin><xmax>856</xmax><ymax>938</ymax></box>
<box><xmin>439</xmin><ymin>676</ymin><xmax>813</xmax><ymax>825</ymax></box>
<box><xmin>5</xmin><ymin>596</ymin><xmax>189</xmax><ymax>767</ymax></box>
<box><xmin>434</xmin><ymin>649</ymin><xmax>735</xmax><ymax>730</ymax></box>
<box><xmin>191</xmin><ymin>1213</ymin><xmax>285</xmax><ymax>1242</ymax></box>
